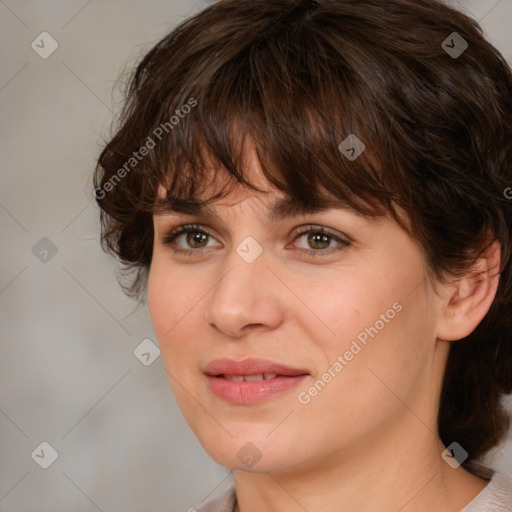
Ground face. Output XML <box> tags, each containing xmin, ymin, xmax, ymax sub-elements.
<box><xmin>147</xmin><ymin>149</ymin><xmax>448</xmax><ymax>474</ymax></box>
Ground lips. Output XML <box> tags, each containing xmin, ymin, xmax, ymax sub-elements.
<box><xmin>204</xmin><ymin>358</ymin><xmax>309</xmax><ymax>377</ymax></box>
<box><xmin>204</xmin><ymin>358</ymin><xmax>310</xmax><ymax>404</ymax></box>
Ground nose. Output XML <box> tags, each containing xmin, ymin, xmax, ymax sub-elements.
<box><xmin>203</xmin><ymin>243</ymin><xmax>285</xmax><ymax>338</ymax></box>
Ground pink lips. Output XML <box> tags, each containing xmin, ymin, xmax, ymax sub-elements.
<box><xmin>204</xmin><ymin>358</ymin><xmax>309</xmax><ymax>405</ymax></box>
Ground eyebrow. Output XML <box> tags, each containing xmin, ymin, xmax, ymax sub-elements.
<box><xmin>158</xmin><ymin>195</ymin><xmax>355</xmax><ymax>222</ymax></box>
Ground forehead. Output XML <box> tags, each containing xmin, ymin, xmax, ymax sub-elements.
<box><xmin>153</xmin><ymin>140</ymin><xmax>387</xmax><ymax>223</ymax></box>
<box><xmin>155</xmin><ymin>183</ymin><xmax>360</xmax><ymax>222</ymax></box>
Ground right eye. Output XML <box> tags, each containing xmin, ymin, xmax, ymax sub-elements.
<box><xmin>161</xmin><ymin>223</ymin><xmax>221</xmax><ymax>254</ymax></box>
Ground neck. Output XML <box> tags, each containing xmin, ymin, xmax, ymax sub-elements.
<box><xmin>232</xmin><ymin>418</ymin><xmax>487</xmax><ymax>512</ymax></box>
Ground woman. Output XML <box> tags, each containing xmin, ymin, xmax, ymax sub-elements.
<box><xmin>93</xmin><ymin>0</ymin><xmax>512</xmax><ymax>510</ymax></box>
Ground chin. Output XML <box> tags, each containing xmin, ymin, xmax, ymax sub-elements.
<box><xmin>195</xmin><ymin>429</ymin><xmax>300</xmax><ymax>473</ymax></box>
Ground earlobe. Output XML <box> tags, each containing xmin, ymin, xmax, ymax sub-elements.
<box><xmin>436</xmin><ymin>240</ymin><xmax>501</xmax><ymax>342</ymax></box>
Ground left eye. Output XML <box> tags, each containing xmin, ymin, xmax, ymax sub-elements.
<box><xmin>161</xmin><ymin>224</ymin><xmax>350</xmax><ymax>256</ymax></box>
<box><xmin>293</xmin><ymin>228</ymin><xmax>348</xmax><ymax>252</ymax></box>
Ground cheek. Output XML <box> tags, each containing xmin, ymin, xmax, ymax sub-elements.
<box><xmin>147</xmin><ymin>255</ymin><xmax>195</xmax><ymax>330</ymax></box>
<box><xmin>147</xmin><ymin>262</ymin><xmax>169</xmax><ymax>336</ymax></box>
<box><xmin>296</xmin><ymin>295</ymin><xmax>433</xmax><ymax>445</ymax></box>
<box><xmin>147</xmin><ymin>264</ymin><xmax>201</xmax><ymax>421</ymax></box>
<box><xmin>304</xmin><ymin>259</ymin><xmax>433</xmax><ymax>396</ymax></box>
<box><xmin>302</xmin><ymin>268</ymin><xmax>406</xmax><ymax>355</ymax></box>
<box><xmin>147</xmin><ymin>261</ymin><xmax>186</xmax><ymax>356</ymax></box>
<box><xmin>147</xmin><ymin>259</ymin><xmax>207</xmax><ymax>374</ymax></box>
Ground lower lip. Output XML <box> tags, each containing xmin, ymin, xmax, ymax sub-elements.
<box><xmin>206</xmin><ymin>375</ymin><xmax>309</xmax><ymax>404</ymax></box>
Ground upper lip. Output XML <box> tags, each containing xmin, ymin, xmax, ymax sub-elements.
<box><xmin>204</xmin><ymin>358</ymin><xmax>310</xmax><ymax>377</ymax></box>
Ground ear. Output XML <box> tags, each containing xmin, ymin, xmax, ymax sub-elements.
<box><xmin>436</xmin><ymin>240</ymin><xmax>501</xmax><ymax>342</ymax></box>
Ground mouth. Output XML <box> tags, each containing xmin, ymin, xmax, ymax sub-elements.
<box><xmin>220</xmin><ymin>373</ymin><xmax>279</xmax><ymax>381</ymax></box>
<box><xmin>204</xmin><ymin>358</ymin><xmax>310</xmax><ymax>404</ymax></box>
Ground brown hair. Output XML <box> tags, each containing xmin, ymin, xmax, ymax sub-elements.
<box><xmin>93</xmin><ymin>0</ymin><xmax>512</xmax><ymax>475</ymax></box>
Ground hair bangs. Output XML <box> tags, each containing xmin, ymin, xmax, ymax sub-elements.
<box><xmin>149</xmin><ymin>26</ymin><xmax>395</xmax><ymax>221</ymax></box>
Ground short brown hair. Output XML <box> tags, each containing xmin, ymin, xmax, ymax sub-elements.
<box><xmin>94</xmin><ymin>0</ymin><xmax>512</xmax><ymax>475</ymax></box>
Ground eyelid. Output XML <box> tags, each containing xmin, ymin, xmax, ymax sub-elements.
<box><xmin>159</xmin><ymin>221</ymin><xmax>350</xmax><ymax>241</ymax></box>
<box><xmin>160</xmin><ymin>223</ymin><xmax>216</xmax><ymax>245</ymax></box>
<box><xmin>160</xmin><ymin>222</ymin><xmax>351</xmax><ymax>255</ymax></box>
<box><xmin>293</xmin><ymin>224</ymin><xmax>351</xmax><ymax>243</ymax></box>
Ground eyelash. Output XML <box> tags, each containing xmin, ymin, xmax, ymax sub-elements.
<box><xmin>160</xmin><ymin>223</ymin><xmax>350</xmax><ymax>258</ymax></box>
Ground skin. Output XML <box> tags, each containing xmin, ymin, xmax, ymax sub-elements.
<box><xmin>147</xmin><ymin>144</ymin><xmax>500</xmax><ymax>512</ymax></box>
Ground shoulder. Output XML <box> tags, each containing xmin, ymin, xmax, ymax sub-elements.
<box><xmin>190</xmin><ymin>475</ymin><xmax>512</xmax><ymax>512</ymax></box>
<box><xmin>460</xmin><ymin>472</ymin><xmax>512</xmax><ymax>512</ymax></box>
<box><xmin>195</xmin><ymin>485</ymin><xmax>237</xmax><ymax>512</ymax></box>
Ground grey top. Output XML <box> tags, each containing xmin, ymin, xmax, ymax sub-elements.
<box><xmin>460</xmin><ymin>472</ymin><xmax>512</xmax><ymax>512</ymax></box>
<box><xmin>196</xmin><ymin>485</ymin><xmax>236</xmax><ymax>512</ymax></box>
<box><xmin>196</xmin><ymin>472</ymin><xmax>512</xmax><ymax>512</ymax></box>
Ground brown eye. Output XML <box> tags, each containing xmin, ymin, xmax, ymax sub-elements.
<box><xmin>184</xmin><ymin>231</ymin><xmax>209</xmax><ymax>248</ymax></box>
<box><xmin>161</xmin><ymin>224</ymin><xmax>220</xmax><ymax>254</ymax></box>
<box><xmin>305</xmin><ymin>232</ymin><xmax>331</xmax><ymax>250</ymax></box>
<box><xmin>292</xmin><ymin>226</ymin><xmax>350</xmax><ymax>257</ymax></box>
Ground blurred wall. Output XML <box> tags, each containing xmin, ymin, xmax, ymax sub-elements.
<box><xmin>1</xmin><ymin>1</ymin><xmax>511</xmax><ymax>510</ymax></box>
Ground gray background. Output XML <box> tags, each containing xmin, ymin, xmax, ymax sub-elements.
<box><xmin>1</xmin><ymin>1</ymin><xmax>511</xmax><ymax>511</ymax></box>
